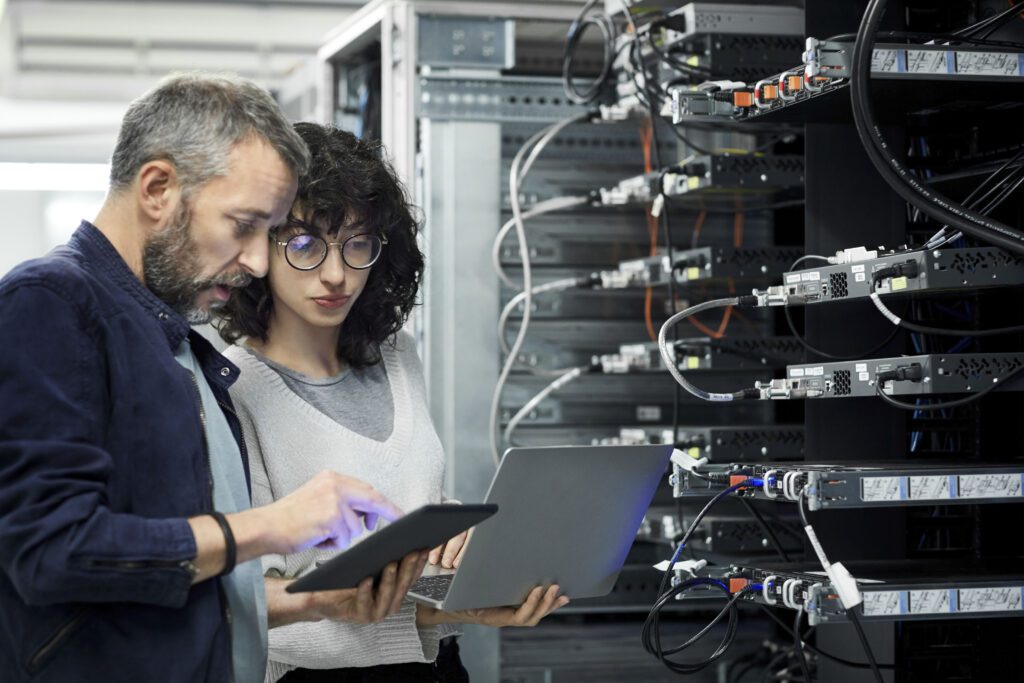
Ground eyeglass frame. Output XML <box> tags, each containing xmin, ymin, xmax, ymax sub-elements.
<box><xmin>273</xmin><ymin>221</ymin><xmax>389</xmax><ymax>271</ymax></box>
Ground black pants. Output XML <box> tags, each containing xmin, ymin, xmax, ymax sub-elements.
<box><xmin>278</xmin><ymin>637</ymin><xmax>469</xmax><ymax>683</ymax></box>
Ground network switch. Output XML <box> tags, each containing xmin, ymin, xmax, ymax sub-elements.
<box><xmin>756</xmin><ymin>353</ymin><xmax>1024</xmax><ymax>401</ymax></box>
<box><xmin>673</xmin><ymin>461</ymin><xmax>1024</xmax><ymax>510</ymax></box>
<box><xmin>777</xmin><ymin>246</ymin><xmax>1024</xmax><ymax>304</ymax></box>
<box><xmin>671</xmin><ymin>39</ymin><xmax>1024</xmax><ymax>121</ymax></box>
<box><xmin>598</xmin><ymin>155</ymin><xmax>804</xmax><ymax>206</ymax></box>
<box><xmin>596</xmin><ymin>337</ymin><xmax>803</xmax><ymax>374</ymax></box>
<box><xmin>599</xmin><ymin>246</ymin><xmax>802</xmax><ymax>288</ymax></box>
<box><xmin>599</xmin><ymin>425</ymin><xmax>805</xmax><ymax>463</ymax></box>
<box><xmin>706</xmin><ymin>561</ymin><xmax>1024</xmax><ymax>625</ymax></box>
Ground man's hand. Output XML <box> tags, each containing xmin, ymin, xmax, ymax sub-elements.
<box><xmin>242</xmin><ymin>470</ymin><xmax>404</xmax><ymax>558</ymax></box>
<box><xmin>428</xmin><ymin>529</ymin><xmax>470</xmax><ymax>569</ymax></box>
<box><xmin>417</xmin><ymin>584</ymin><xmax>568</xmax><ymax>628</ymax></box>
<box><xmin>266</xmin><ymin>550</ymin><xmax>429</xmax><ymax>628</ymax></box>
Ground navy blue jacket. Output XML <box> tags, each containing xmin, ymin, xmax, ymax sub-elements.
<box><xmin>0</xmin><ymin>222</ymin><xmax>249</xmax><ymax>682</ymax></box>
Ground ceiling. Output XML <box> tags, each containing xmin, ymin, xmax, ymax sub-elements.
<box><xmin>0</xmin><ymin>0</ymin><xmax>364</xmax><ymax>162</ymax></box>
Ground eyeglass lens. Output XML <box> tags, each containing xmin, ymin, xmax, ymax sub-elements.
<box><xmin>285</xmin><ymin>234</ymin><xmax>383</xmax><ymax>270</ymax></box>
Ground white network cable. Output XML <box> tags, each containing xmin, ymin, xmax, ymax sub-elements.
<box><xmin>502</xmin><ymin>366</ymin><xmax>588</xmax><ymax>447</ymax></box>
<box><xmin>488</xmin><ymin>113</ymin><xmax>591</xmax><ymax>465</ymax></box>
<box><xmin>498</xmin><ymin>278</ymin><xmax>583</xmax><ymax>356</ymax></box>
<box><xmin>491</xmin><ymin>195</ymin><xmax>590</xmax><ymax>289</ymax></box>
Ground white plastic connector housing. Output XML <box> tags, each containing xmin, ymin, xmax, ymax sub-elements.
<box><xmin>670</xmin><ymin>448</ymin><xmax>709</xmax><ymax>473</ymax></box>
<box><xmin>828</xmin><ymin>246</ymin><xmax>879</xmax><ymax>265</ymax></box>
<box><xmin>653</xmin><ymin>558</ymin><xmax>708</xmax><ymax>575</ymax></box>
<box><xmin>825</xmin><ymin>562</ymin><xmax>863</xmax><ymax>610</ymax></box>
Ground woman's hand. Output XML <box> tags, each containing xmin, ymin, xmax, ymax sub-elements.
<box><xmin>418</xmin><ymin>584</ymin><xmax>569</xmax><ymax>628</ymax></box>
<box><xmin>428</xmin><ymin>529</ymin><xmax>470</xmax><ymax>569</ymax></box>
<box><xmin>308</xmin><ymin>550</ymin><xmax>428</xmax><ymax>624</ymax></box>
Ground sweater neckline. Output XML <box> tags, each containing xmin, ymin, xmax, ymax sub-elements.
<box><xmin>232</xmin><ymin>341</ymin><xmax>412</xmax><ymax>452</ymax></box>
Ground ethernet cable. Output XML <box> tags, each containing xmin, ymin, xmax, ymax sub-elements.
<box><xmin>488</xmin><ymin>112</ymin><xmax>593</xmax><ymax>464</ymax></box>
<box><xmin>643</xmin><ymin>478</ymin><xmax>763</xmax><ymax>674</ymax></box>
<box><xmin>491</xmin><ymin>195</ymin><xmax>591</xmax><ymax>289</ymax></box>
<box><xmin>798</xmin><ymin>491</ymin><xmax>883</xmax><ymax>683</ymax></box>
<box><xmin>501</xmin><ymin>365</ymin><xmax>589</xmax><ymax>448</ymax></box>
<box><xmin>850</xmin><ymin>0</ymin><xmax>1024</xmax><ymax>256</ymax></box>
<box><xmin>657</xmin><ymin>296</ymin><xmax>764</xmax><ymax>401</ymax></box>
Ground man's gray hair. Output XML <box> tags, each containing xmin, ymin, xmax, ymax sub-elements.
<box><xmin>109</xmin><ymin>72</ymin><xmax>310</xmax><ymax>197</ymax></box>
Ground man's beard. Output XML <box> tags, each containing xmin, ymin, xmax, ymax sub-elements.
<box><xmin>143</xmin><ymin>202</ymin><xmax>251</xmax><ymax>325</ymax></box>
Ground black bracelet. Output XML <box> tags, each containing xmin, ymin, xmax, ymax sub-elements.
<box><xmin>209</xmin><ymin>511</ymin><xmax>236</xmax><ymax>576</ymax></box>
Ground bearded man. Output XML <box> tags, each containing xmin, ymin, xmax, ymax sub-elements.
<box><xmin>0</xmin><ymin>73</ymin><xmax>424</xmax><ymax>683</ymax></box>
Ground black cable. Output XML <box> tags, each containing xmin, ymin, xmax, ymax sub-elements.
<box><xmin>642</xmin><ymin>579</ymin><xmax>751</xmax><ymax>674</ymax></box>
<box><xmin>792</xmin><ymin>608</ymin><xmax>814</xmax><ymax>683</ymax></box>
<box><xmin>847</xmin><ymin>608</ymin><xmax>885</xmax><ymax>683</ymax></box>
<box><xmin>739</xmin><ymin>497</ymin><xmax>791</xmax><ymax>562</ymax></box>
<box><xmin>645</xmin><ymin>25</ymin><xmax>712</xmax><ymax>78</ymax></box>
<box><xmin>755</xmin><ymin>604</ymin><xmax>898</xmax><ymax>671</ymax></box>
<box><xmin>850</xmin><ymin>0</ymin><xmax>1024</xmax><ymax>257</ymax></box>
<box><xmin>960</xmin><ymin>1</ymin><xmax>1024</xmax><ymax>39</ymax></box>
<box><xmin>562</xmin><ymin>0</ymin><xmax>615</xmax><ymax>105</ymax></box>
<box><xmin>694</xmin><ymin>198</ymin><xmax>807</xmax><ymax>214</ymax></box>
<box><xmin>785</xmin><ymin>304</ymin><xmax>902</xmax><ymax>361</ymax></box>
<box><xmin>874</xmin><ymin>360</ymin><xmax>1024</xmax><ymax>410</ymax></box>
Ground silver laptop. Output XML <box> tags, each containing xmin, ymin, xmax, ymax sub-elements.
<box><xmin>408</xmin><ymin>444</ymin><xmax>673</xmax><ymax>611</ymax></box>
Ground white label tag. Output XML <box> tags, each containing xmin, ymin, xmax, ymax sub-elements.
<box><xmin>855</xmin><ymin>272</ymin><xmax>866</xmax><ymax>283</ymax></box>
<box><xmin>862</xmin><ymin>591</ymin><xmax>905</xmax><ymax>616</ymax></box>
<box><xmin>790</xmin><ymin>368</ymin><xmax>806</xmax><ymax>377</ymax></box>
<box><xmin>862</xmin><ymin>476</ymin><xmax>904</xmax><ymax>501</ymax></box>
<box><xmin>855</xmin><ymin>363</ymin><xmax>867</xmax><ymax>373</ymax></box>
<box><xmin>851</xmin><ymin>264</ymin><xmax>865</xmax><ymax>273</ymax></box>
<box><xmin>785</xmin><ymin>274</ymin><xmax>801</xmax><ymax>284</ymax></box>
<box><xmin>801</xmin><ymin>272</ymin><xmax>821</xmax><ymax>282</ymax></box>
<box><xmin>906</xmin><ymin>50</ymin><xmax>948</xmax><ymax>75</ymax></box>
<box><xmin>909</xmin><ymin>475</ymin><xmax>950</xmax><ymax>500</ymax></box>
<box><xmin>808</xmin><ymin>366</ymin><xmax>824</xmax><ymax>377</ymax></box>
<box><xmin>637</xmin><ymin>406</ymin><xmax>662</xmax><ymax>422</ymax></box>
<box><xmin>910</xmin><ymin>590</ymin><xmax>952</xmax><ymax>615</ymax></box>
<box><xmin>958</xmin><ymin>587</ymin><xmax>1023</xmax><ymax>612</ymax></box>
<box><xmin>858</xmin><ymin>371</ymin><xmax>870</xmax><ymax>382</ymax></box>
<box><xmin>956</xmin><ymin>52</ymin><xmax>1020</xmax><ymax>76</ymax></box>
<box><xmin>957</xmin><ymin>474</ymin><xmax>1022</xmax><ymax>499</ymax></box>
<box><xmin>871</xmin><ymin>49</ymin><xmax>900</xmax><ymax>73</ymax></box>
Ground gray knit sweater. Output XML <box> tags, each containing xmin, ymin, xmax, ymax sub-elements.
<box><xmin>224</xmin><ymin>332</ymin><xmax>449</xmax><ymax>681</ymax></box>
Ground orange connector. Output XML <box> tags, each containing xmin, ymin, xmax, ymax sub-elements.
<box><xmin>733</xmin><ymin>91</ymin><xmax>754</xmax><ymax>107</ymax></box>
<box><xmin>787</xmin><ymin>75</ymin><xmax>803</xmax><ymax>92</ymax></box>
<box><xmin>762</xmin><ymin>84</ymin><xmax>779</xmax><ymax>100</ymax></box>
<box><xmin>729</xmin><ymin>578</ymin><xmax>750</xmax><ymax>594</ymax></box>
<box><xmin>729</xmin><ymin>474</ymin><xmax>749</xmax><ymax>487</ymax></box>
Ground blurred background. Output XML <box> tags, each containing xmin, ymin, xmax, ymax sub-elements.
<box><xmin>0</xmin><ymin>0</ymin><xmax>363</xmax><ymax>275</ymax></box>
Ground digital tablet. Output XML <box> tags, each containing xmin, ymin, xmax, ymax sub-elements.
<box><xmin>286</xmin><ymin>504</ymin><xmax>498</xmax><ymax>593</ymax></box>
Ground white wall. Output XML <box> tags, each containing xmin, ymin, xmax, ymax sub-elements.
<box><xmin>0</xmin><ymin>190</ymin><xmax>104</xmax><ymax>277</ymax></box>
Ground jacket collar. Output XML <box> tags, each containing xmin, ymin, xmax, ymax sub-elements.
<box><xmin>70</xmin><ymin>220</ymin><xmax>191</xmax><ymax>350</ymax></box>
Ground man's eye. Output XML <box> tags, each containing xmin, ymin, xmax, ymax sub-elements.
<box><xmin>235</xmin><ymin>221</ymin><xmax>256</xmax><ymax>236</ymax></box>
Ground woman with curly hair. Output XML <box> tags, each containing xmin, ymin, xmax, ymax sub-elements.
<box><xmin>216</xmin><ymin>123</ymin><xmax>566</xmax><ymax>683</ymax></box>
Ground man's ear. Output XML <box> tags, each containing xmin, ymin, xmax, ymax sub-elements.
<box><xmin>136</xmin><ymin>160</ymin><xmax>181</xmax><ymax>224</ymax></box>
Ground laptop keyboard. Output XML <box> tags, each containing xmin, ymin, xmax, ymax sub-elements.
<box><xmin>411</xmin><ymin>574</ymin><xmax>454</xmax><ymax>601</ymax></box>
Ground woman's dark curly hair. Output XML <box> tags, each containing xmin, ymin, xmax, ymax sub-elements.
<box><xmin>216</xmin><ymin>123</ymin><xmax>423</xmax><ymax>368</ymax></box>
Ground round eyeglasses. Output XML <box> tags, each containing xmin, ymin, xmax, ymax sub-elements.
<box><xmin>275</xmin><ymin>232</ymin><xmax>387</xmax><ymax>271</ymax></box>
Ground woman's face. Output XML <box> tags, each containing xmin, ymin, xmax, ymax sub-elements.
<box><xmin>266</xmin><ymin>212</ymin><xmax>375</xmax><ymax>332</ymax></box>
